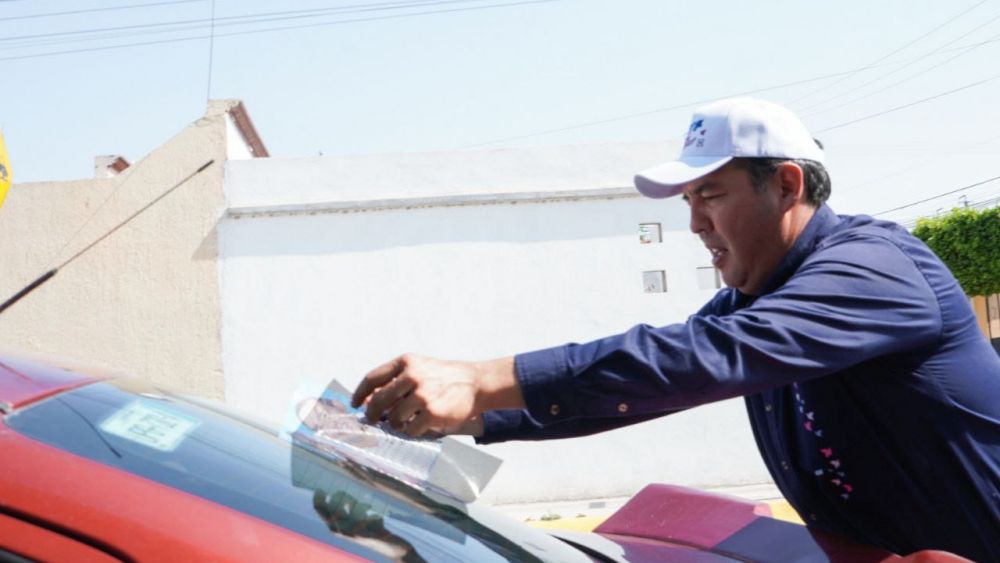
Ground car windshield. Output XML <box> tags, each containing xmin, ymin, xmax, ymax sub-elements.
<box><xmin>5</xmin><ymin>378</ymin><xmax>587</xmax><ymax>562</ymax></box>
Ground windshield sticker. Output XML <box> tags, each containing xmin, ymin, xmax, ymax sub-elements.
<box><xmin>100</xmin><ymin>400</ymin><xmax>200</xmax><ymax>452</ymax></box>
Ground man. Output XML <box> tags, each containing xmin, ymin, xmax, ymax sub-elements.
<box><xmin>352</xmin><ymin>98</ymin><xmax>1000</xmax><ymax>559</ymax></box>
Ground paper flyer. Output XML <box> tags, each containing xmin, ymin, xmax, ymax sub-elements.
<box><xmin>284</xmin><ymin>379</ymin><xmax>502</xmax><ymax>503</ymax></box>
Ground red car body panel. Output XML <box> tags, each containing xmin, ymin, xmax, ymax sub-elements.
<box><xmin>594</xmin><ymin>484</ymin><xmax>898</xmax><ymax>562</ymax></box>
<box><xmin>0</xmin><ymin>356</ymin><xmax>367</xmax><ymax>562</ymax></box>
<box><xmin>0</xmin><ymin>356</ymin><xmax>100</xmax><ymax>411</ymax></box>
<box><xmin>587</xmin><ymin>484</ymin><xmax>970</xmax><ymax>562</ymax></box>
<box><xmin>0</xmin><ymin>512</ymin><xmax>120</xmax><ymax>563</ymax></box>
<box><xmin>0</xmin><ymin>423</ymin><xmax>365</xmax><ymax>562</ymax></box>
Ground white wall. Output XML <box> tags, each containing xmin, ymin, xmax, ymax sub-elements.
<box><xmin>220</xmin><ymin>144</ymin><xmax>772</xmax><ymax>504</ymax></box>
<box><xmin>0</xmin><ymin>111</ymin><xmax>228</xmax><ymax>399</ymax></box>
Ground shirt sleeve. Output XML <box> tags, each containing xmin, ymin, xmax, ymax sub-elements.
<box><xmin>476</xmin><ymin>408</ymin><xmax>669</xmax><ymax>444</ymax></box>
<box><xmin>482</xmin><ymin>230</ymin><xmax>943</xmax><ymax>442</ymax></box>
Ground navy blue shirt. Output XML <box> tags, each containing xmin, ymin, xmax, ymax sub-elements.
<box><xmin>480</xmin><ymin>205</ymin><xmax>1000</xmax><ymax>559</ymax></box>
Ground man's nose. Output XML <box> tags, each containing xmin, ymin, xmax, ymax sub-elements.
<box><xmin>689</xmin><ymin>204</ymin><xmax>711</xmax><ymax>234</ymax></box>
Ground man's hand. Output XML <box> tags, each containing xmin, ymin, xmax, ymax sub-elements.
<box><xmin>351</xmin><ymin>354</ymin><xmax>523</xmax><ymax>437</ymax></box>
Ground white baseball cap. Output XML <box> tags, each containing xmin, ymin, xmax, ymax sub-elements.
<box><xmin>634</xmin><ymin>97</ymin><xmax>825</xmax><ymax>198</ymax></box>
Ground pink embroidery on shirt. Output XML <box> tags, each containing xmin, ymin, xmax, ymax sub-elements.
<box><xmin>798</xmin><ymin>388</ymin><xmax>854</xmax><ymax>501</ymax></box>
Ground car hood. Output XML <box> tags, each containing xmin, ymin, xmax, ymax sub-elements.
<box><xmin>0</xmin><ymin>354</ymin><xmax>103</xmax><ymax>412</ymax></box>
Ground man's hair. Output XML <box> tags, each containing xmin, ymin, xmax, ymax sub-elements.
<box><xmin>734</xmin><ymin>157</ymin><xmax>831</xmax><ymax>207</ymax></box>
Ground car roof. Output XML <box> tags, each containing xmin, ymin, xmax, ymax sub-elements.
<box><xmin>0</xmin><ymin>354</ymin><xmax>103</xmax><ymax>412</ymax></box>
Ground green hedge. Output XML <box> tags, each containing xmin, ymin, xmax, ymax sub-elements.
<box><xmin>912</xmin><ymin>206</ymin><xmax>1000</xmax><ymax>296</ymax></box>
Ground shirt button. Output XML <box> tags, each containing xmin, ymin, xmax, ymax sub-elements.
<box><xmin>809</xmin><ymin>513</ymin><xmax>818</xmax><ymax>522</ymax></box>
<box><xmin>617</xmin><ymin>403</ymin><xmax>629</xmax><ymax>413</ymax></box>
<box><xmin>764</xmin><ymin>403</ymin><xmax>773</xmax><ymax>412</ymax></box>
<box><xmin>549</xmin><ymin>404</ymin><xmax>560</xmax><ymax>416</ymax></box>
<box><xmin>781</xmin><ymin>460</ymin><xmax>790</xmax><ymax>471</ymax></box>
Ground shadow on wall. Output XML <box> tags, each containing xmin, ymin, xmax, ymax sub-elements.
<box><xmin>219</xmin><ymin>197</ymin><xmax>688</xmax><ymax>258</ymax></box>
<box><xmin>192</xmin><ymin>222</ymin><xmax>219</xmax><ymax>262</ymax></box>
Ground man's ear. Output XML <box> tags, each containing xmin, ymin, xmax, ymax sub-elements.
<box><xmin>774</xmin><ymin>162</ymin><xmax>805</xmax><ymax>211</ymax></box>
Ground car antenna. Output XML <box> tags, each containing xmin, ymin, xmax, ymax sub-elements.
<box><xmin>0</xmin><ymin>159</ymin><xmax>215</xmax><ymax>316</ymax></box>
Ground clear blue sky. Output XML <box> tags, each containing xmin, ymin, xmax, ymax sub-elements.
<box><xmin>2</xmin><ymin>0</ymin><xmax>999</xmax><ymax>223</ymax></box>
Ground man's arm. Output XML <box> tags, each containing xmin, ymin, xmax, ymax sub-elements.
<box><xmin>353</xmin><ymin>232</ymin><xmax>942</xmax><ymax>441</ymax></box>
<box><xmin>477</xmin><ymin>408</ymin><xmax>673</xmax><ymax>444</ymax></box>
<box><xmin>508</xmin><ymin>232</ymin><xmax>943</xmax><ymax>430</ymax></box>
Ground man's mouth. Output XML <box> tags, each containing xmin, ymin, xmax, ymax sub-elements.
<box><xmin>708</xmin><ymin>247</ymin><xmax>727</xmax><ymax>266</ymax></box>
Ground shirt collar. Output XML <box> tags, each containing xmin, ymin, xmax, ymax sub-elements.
<box><xmin>748</xmin><ymin>204</ymin><xmax>840</xmax><ymax>299</ymax></box>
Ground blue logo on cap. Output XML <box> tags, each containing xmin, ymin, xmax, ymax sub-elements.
<box><xmin>684</xmin><ymin>119</ymin><xmax>708</xmax><ymax>149</ymax></box>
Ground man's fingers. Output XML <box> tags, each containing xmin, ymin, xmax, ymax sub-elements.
<box><xmin>388</xmin><ymin>395</ymin><xmax>422</xmax><ymax>431</ymax></box>
<box><xmin>404</xmin><ymin>410</ymin><xmax>434</xmax><ymax>438</ymax></box>
<box><xmin>364</xmin><ymin>375</ymin><xmax>414</xmax><ymax>423</ymax></box>
<box><xmin>352</xmin><ymin>356</ymin><xmax>406</xmax><ymax>407</ymax></box>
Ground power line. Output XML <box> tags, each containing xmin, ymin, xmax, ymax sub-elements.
<box><xmin>889</xmin><ymin>195</ymin><xmax>1000</xmax><ymax>229</ymax></box>
<box><xmin>460</xmin><ymin>72</ymin><xmax>865</xmax><ymax>148</ymax></box>
<box><xmin>872</xmin><ymin>174</ymin><xmax>1000</xmax><ymax>216</ymax></box>
<box><xmin>797</xmin><ymin>9</ymin><xmax>1000</xmax><ymax>114</ymax></box>
<box><xmin>205</xmin><ymin>0</ymin><xmax>215</xmax><ymax>102</ymax></box>
<box><xmin>5</xmin><ymin>1</ymin><xmax>996</xmax><ymax>160</ymax></box>
<box><xmin>785</xmin><ymin>0</ymin><xmax>987</xmax><ymax>107</ymax></box>
<box><xmin>896</xmin><ymin>193</ymin><xmax>1000</xmax><ymax>229</ymax></box>
<box><xmin>0</xmin><ymin>0</ymin><xmax>493</xmax><ymax>44</ymax></box>
<box><xmin>457</xmin><ymin>34</ymin><xmax>1000</xmax><ymax>149</ymax></box>
<box><xmin>815</xmin><ymin>71</ymin><xmax>1000</xmax><ymax>133</ymax></box>
<box><xmin>0</xmin><ymin>0</ymin><xmax>557</xmax><ymax>62</ymax></box>
<box><xmin>837</xmin><ymin>128</ymin><xmax>1000</xmax><ymax>195</ymax></box>
<box><xmin>198</xmin><ymin>0</ymin><xmax>560</xmax><ymax>40</ymax></box>
<box><xmin>802</xmin><ymin>29</ymin><xmax>1000</xmax><ymax>118</ymax></box>
<box><xmin>458</xmin><ymin>51</ymin><xmax>980</xmax><ymax>149</ymax></box>
<box><xmin>0</xmin><ymin>0</ymin><xmax>204</xmax><ymax>23</ymax></box>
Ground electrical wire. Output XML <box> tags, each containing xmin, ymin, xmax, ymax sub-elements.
<box><xmin>815</xmin><ymin>70</ymin><xmax>1000</xmax><ymax>133</ymax></box>
<box><xmin>0</xmin><ymin>0</ymin><xmax>496</xmax><ymax>44</ymax></box>
<box><xmin>205</xmin><ymin>0</ymin><xmax>215</xmax><ymax>101</ymax></box>
<box><xmin>0</xmin><ymin>0</ymin><xmax>204</xmax><ymax>23</ymax></box>
<box><xmin>797</xmin><ymin>9</ymin><xmax>1000</xmax><ymax>114</ymax></box>
<box><xmin>895</xmin><ymin>192</ymin><xmax>1000</xmax><ymax>229</ymax></box>
<box><xmin>872</xmin><ymin>174</ymin><xmax>1000</xmax><ymax>216</ymax></box>
<box><xmin>459</xmin><ymin>72</ymin><xmax>857</xmax><ymax>148</ymax></box>
<box><xmin>458</xmin><ymin>51</ymin><xmax>981</xmax><ymax>149</ymax></box>
<box><xmin>836</xmin><ymin>158</ymin><xmax>934</xmax><ymax>195</ymax></box>
<box><xmin>802</xmin><ymin>30</ymin><xmax>1000</xmax><ymax>118</ymax></box>
<box><xmin>0</xmin><ymin>4</ymin><xmax>441</xmax><ymax>51</ymax></box>
<box><xmin>785</xmin><ymin>0</ymin><xmax>987</xmax><ymax>107</ymax></box>
<box><xmin>21</xmin><ymin>18</ymin><xmax>995</xmax><ymax>61</ymax></box>
<box><xmin>0</xmin><ymin>0</ymin><xmax>554</xmax><ymax>62</ymax></box>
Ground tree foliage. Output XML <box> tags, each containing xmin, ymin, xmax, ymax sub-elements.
<box><xmin>912</xmin><ymin>206</ymin><xmax>1000</xmax><ymax>296</ymax></box>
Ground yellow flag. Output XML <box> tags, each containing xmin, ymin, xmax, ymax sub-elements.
<box><xmin>0</xmin><ymin>129</ymin><xmax>11</xmax><ymax>209</ymax></box>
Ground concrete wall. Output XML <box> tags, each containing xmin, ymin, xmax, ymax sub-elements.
<box><xmin>0</xmin><ymin>105</ymin><xmax>231</xmax><ymax>398</ymax></box>
<box><xmin>220</xmin><ymin>144</ymin><xmax>773</xmax><ymax>504</ymax></box>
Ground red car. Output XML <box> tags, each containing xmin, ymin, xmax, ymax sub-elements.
<box><xmin>0</xmin><ymin>354</ymin><xmax>966</xmax><ymax>562</ymax></box>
